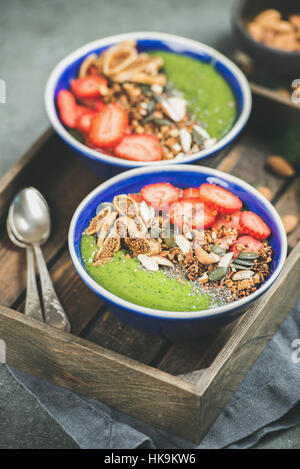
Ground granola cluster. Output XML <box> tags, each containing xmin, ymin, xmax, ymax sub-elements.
<box><xmin>100</xmin><ymin>81</ymin><xmax>203</xmax><ymax>160</ymax></box>
<box><xmin>57</xmin><ymin>40</ymin><xmax>217</xmax><ymax>162</ymax></box>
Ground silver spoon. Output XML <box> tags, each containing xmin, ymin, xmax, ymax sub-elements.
<box><xmin>8</xmin><ymin>187</ymin><xmax>71</xmax><ymax>332</ymax></box>
<box><xmin>7</xmin><ymin>218</ymin><xmax>44</xmax><ymax>323</ymax></box>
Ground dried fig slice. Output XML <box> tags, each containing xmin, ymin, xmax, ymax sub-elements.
<box><xmin>112</xmin><ymin>54</ymin><xmax>166</xmax><ymax>85</ymax></box>
<box><xmin>79</xmin><ymin>53</ymin><xmax>98</xmax><ymax>78</ymax></box>
<box><xmin>86</xmin><ymin>206</ymin><xmax>112</xmax><ymax>235</ymax></box>
<box><xmin>102</xmin><ymin>40</ymin><xmax>138</xmax><ymax>76</ymax></box>
<box><xmin>113</xmin><ymin>194</ymin><xmax>140</xmax><ymax>218</ymax></box>
<box><xmin>94</xmin><ymin>231</ymin><xmax>121</xmax><ymax>266</ymax></box>
<box><xmin>125</xmin><ymin>237</ymin><xmax>161</xmax><ymax>257</ymax></box>
<box><xmin>97</xmin><ymin>212</ymin><xmax>117</xmax><ymax>247</ymax></box>
<box><xmin>115</xmin><ymin>216</ymin><xmax>147</xmax><ymax>239</ymax></box>
<box><xmin>132</xmin><ymin>216</ymin><xmax>148</xmax><ymax>236</ymax></box>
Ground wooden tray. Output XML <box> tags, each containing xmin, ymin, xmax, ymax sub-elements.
<box><xmin>0</xmin><ymin>90</ymin><xmax>300</xmax><ymax>444</ymax></box>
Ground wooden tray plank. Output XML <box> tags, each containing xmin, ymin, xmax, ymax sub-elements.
<box><xmin>0</xmin><ymin>305</ymin><xmax>201</xmax><ymax>443</ymax></box>
<box><xmin>16</xmin><ymin>249</ymin><xmax>103</xmax><ymax>336</ymax></box>
<box><xmin>158</xmin><ymin>320</ymin><xmax>239</xmax><ymax>376</ymax></box>
<box><xmin>0</xmin><ymin>136</ymin><xmax>100</xmax><ymax>308</ymax></box>
<box><xmin>218</xmin><ymin>127</ymin><xmax>286</xmax><ymax>199</ymax></box>
<box><xmin>194</xmin><ymin>241</ymin><xmax>300</xmax><ymax>441</ymax></box>
<box><xmin>275</xmin><ymin>175</ymin><xmax>300</xmax><ymax>249</ymax></box>
<box><xmin>87</xmin><ymin>311</ymin><xmax>166</xmax><ymax>365</ymax></box>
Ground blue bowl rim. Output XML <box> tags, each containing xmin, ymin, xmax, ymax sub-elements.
<box><xmin>68</xmin><ymin>164</ymin><xmax>287</xmax><ymax>320</ymax></box>
<box><xmin>45</xmin><ymin>31</ymin><xmax>252</xmax><ymax>168</ymax></box>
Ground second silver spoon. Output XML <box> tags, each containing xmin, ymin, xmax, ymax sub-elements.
<box><xmin>8</xmin><ymin>187</ymin><xmax>71</xmax><ymax>332</ymax></box>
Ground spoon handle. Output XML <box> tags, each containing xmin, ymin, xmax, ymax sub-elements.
<box><xmin>33</xmin><ymin>245</ymin><xmax>71</xmax><ymax>332</ymax></box>
<box><xmin>25</xmin><ymin>245</ymin><xmax>44</xmax><ymax>322</ymax></box>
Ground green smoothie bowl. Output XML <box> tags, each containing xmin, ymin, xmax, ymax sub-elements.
<box><xmin>46</xmin><ymin>32</ymin><xmax>252</xmax><ymax>177</ymax></box>
<box><xmin>68</xmin><ymin>165</ymin><xmax>287</xmax><ymax>341</ymax></box>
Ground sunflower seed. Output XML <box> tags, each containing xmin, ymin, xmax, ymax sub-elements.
<box><xmin>161</xmin><ymin>97</ymin><xmax>187</xmax><ymax>122</ymax></box>
<box><xmin>137</xmin><ymin>254</ymin><xmax>159</xmax><ymax>272</ymax></box>
<box><xmin>179</xmin><ymin>128</ymin><xmax>192</xmax><ymax>153</ymax></box>
<box><xmin>218</xmin><ymin>252</ymin><xmax>234</xmax><ymax>268</ymax></box>
<box><xmin>232</xmin><ymin>270</ymin><xmax>254</xmax><ymax>281</ymax></box>
<box><xmin>151</xmin><ymin>256</ymin><xmax>174</xmax><ymax>268</ymax></box>
<box><xmin>175</xmin><ymin>235</ymin><xmax>191</xmax><ymax>255</ymax></box>
<box><xmin>140</xmin><ymin>201</ymin><xmax>152</xmax><ymax>226</ymax></box>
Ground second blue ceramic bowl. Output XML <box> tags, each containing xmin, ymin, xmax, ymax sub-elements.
<box><xmin>69</xmin><ymin>165</ymin><xmax>287</xmax><ymax>341</ymax></box>
<box><xmin>45</xmin><ymin>32</ymin><xmax>252</xmax><ymax>177</ymax></box>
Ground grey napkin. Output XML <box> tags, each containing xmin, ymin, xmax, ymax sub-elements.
<box><xmin>8</xmin><ymin>298</ymin><xmax>300</xmax><ymax>449</ymax></box>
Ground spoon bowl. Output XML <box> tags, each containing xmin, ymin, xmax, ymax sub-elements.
<box><xmin>8</xmin><ymin>187</ymin><xmax>51</xmax><ymax>245</ymax></box>
<box><xmin>9</xmin><ymin>186</ymin><xmax>71</xmax><ymax>332</ymax></box>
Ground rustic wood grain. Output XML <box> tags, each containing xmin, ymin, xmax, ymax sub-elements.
<box><xmin>17</xmin><ymin>250</ymin><xmax>103</xmax><ymax>335</ymax></box>
<box><xmin>87</xmin><ymin>310</ymin><xmax>166</xmax><ymax>365</ymax></box>
<box><xmin>0</xmin><ymin>306</ymin><xmax>201</xmax><ymax>443</ymax></box>
<box><xmin>0</xmin><ymin>135</ymin><xmax>100</xmax><ymax>308</ymax></box>
<box><xmin>195</xmin><ymin>242</ymin><xmax>300</xmax><ymax>441</ymax></box>
<box><xmin>275</xmin><ymin>175</ymin><xmax>300</xmax><ymax>249</ymax></box>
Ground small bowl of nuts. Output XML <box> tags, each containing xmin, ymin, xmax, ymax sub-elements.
<box><xmin>233</xmin><ymin>0</ymin><xmax>300</xmax><ymax>77</ymax></box>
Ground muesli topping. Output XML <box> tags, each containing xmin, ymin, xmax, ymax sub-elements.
<box><xmin>84</xmin><ymin>182</ymin><xmax>274</xmax><ymax>304</ymax></box>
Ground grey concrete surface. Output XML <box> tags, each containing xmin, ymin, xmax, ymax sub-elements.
<box><xmin>0</xmin><ymin>0</ymin><xmax>299</xmax><ymax>449</ymax></box>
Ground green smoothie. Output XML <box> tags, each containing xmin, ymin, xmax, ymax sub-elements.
<box><xmin>150</xmin><ymin>51</ymin><xmax>237</xmax><ymax>139</ymax></box>
<box><xmin>81</xmin><ymin>234</ymin><xmax>219</xmax><ymax>312</ymax></box>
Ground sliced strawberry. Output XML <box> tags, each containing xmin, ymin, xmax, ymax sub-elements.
<box><xmin>141</xmin><ymin>183</ymin><xmax>182</xmax><ymax>210</ymax></box>
<box><xmin>75</xmin><ymin>106</ymin><xmax>95</xmax><ymax>134</ymax></box>
<box><xmin>71</xmin><ymin>75</ymin><xmax>108</xmax><ymax>99</ymax></box>
<box><xmin>89</xmin><ymin>103</ymin><xmax>128</xmax><ymax>148</ymax></box>
<box><xmin>240</xmin><ymin>211</ymin><xmax>271</xmax><ymax>240</ymax></box>
<box><xmin>213</xmin><ymin>211</ymin><xmax>241</xmax><ymax>231</ymax></box>
<box><xmin>231</xmin><ymin>235</ymin><xmax>264</xmax><ymax>258</ymax></box>
<box><xmin>199</xmin><ymin>183</ymin><xmax>243</xmax><ymax>214</ymax></box>
<box><xmin>170</xmin><ymin>199</ymin><xmax>217</xmax><ymax>230</ymax></box>
<box><xmin>77</xmin><ymin>96</ymin><xmax>104</xmax><ymax>110</ymax></box>
<box><xmin>114</xmin><ymin>134</ymin><xmax>162</xmax><ymax>162</ymax></box>
<box><xmin>88</xmin><ymin>65</ymin><xmax>99</xmax><ymax>75</ymax></box>
<box><xmin>57</xmin><ymin>89</ymin><xmax>77</xmax><ymax>128</ymax></box>
<box><xmin>182</xmin><ymin>187</ymin><xmax>200</xmax><ymax>199</ymax></box>
<box><xmin>94</xmin><ymin>99</ymin><xmax>105</xmax><ymax>113</ymax></box>
<box><xmin>129</xmin><ymin>193</ymin><xmax>143</xmax><ymax>203</ymax></box>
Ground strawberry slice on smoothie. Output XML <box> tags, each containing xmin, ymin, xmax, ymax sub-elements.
<box><xmin>114</xmin><ymin>134</ymin><xmax>162</xmax><ymax>162</ymax></box>
<box><xmin>199</xmin><ymin>183</ymin><xmax>243</xmax><ymax>214</ymax></box>
<box><xmin>141</xmin><ymin>182</ymin><xmax>182</xmax><ymax>210</ymax></box>
<box><xmin>89</xmin><ymin>103</ymin><xmax>128</xmax><ymax>148</ymax></box>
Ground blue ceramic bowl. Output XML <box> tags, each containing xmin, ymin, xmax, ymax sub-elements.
<box><xmin>68</xmin><ymin>165</ymin><xmax>287</xmax><ymax>341</ymax></box>
<box><xmin>45</xmin><ymin>32</ymin><xmax>252</xmax><ymax>177</ymax></box>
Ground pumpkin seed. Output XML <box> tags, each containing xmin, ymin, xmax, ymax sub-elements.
<box><xmin>238</xmin><ymin>251</ymin><xmax>260</xmax><ymax>260</ymax></box>
<box><xmin>163</xmin><ymin>237</ymin><xmax>176</xmax><ymax>248</ymax></box>
<box><xmin>153</xmin><ymin>118</ymin><xmax>173</xmax><ymax>126</ymax></box>
<box><xmin>209</xmin><ymin>267</ymin><xmax>229</xmax><ymax>282</ymax></box>
<box><xmin>233</xmin><ymin>258</ymin><xmax>254</xmax><ymax>268</ymax></box>
<box><xmin>231</xmin><ymin>263</ymin><xmax>250</xmax><ymax>271</ymax></box>
<box><xmin>147</xmin><ymin>100</ymin><xmax>155</xmax><ymax>114</ymax></box>
<box><xmin>211</xmin><ymin>245</ymin><xmax>226</xmax><ymax>256</ymax></box>
<box><xmin>162</xmin><ymin>224</ymin><xmax>178</xmax><ymax>248</ymax></box>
